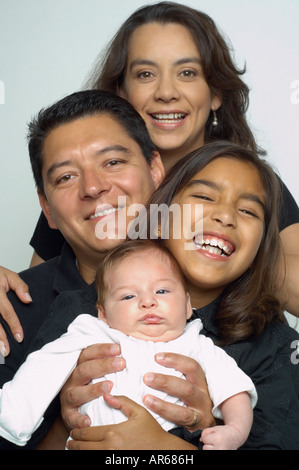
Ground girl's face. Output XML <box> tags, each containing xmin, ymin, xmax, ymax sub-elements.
<box><xmin>165</xmin><ymin>157</ymin><xmax>266</xmax><ymax>308</ymax></box>
<box><xmin>120</xmin><ymin>22</ymin><xmax>221</xmax><ymax>170</ymax></box>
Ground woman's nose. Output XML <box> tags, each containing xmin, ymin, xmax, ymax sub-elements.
<box><xmin>154</xmin><ymin>75</ymin><xmax>180</xmax><ymax>102</ymax></box>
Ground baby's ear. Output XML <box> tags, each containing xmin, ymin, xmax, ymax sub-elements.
<box><xmin>186</xmin><ymin>293</ymin><xmax>193</xmax><ymax>320</ymax></box>
<box><xmin>97</xmin><ymin>304</ymin><xmax>108</xmax><ymax>323</ymax></box>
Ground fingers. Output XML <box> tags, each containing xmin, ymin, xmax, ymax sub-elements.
<box><xmin>155</xmin><ymin>352</ymin><xmax>206</xmax><ymax>386</ymax></box>
<box><xmin>60</xmin><ymin>344</ymin><xmax>126</xmax><ymax>431</ymax></box>
<box><xmin>144</xmin><ymin>371</ymin><xmax>196</xmax><ymax>406</ymax></box>
<box><xmin>0</xmin><ymin>269</ymin><xmax>32</xmax><ymax>353</ymax></box>
<box><xmin>76</xmin><ymin>342</ymin><xmax>121</xmax><ymax>365</ymax></box>
<box><xmin>0</xmin><ymin>294</ymin><xmax>24</xmax><ymax>355</ymax></box>
<box><xmin>143</xmin><ymin>394</ymin><xmax>199</xmax><ymax>429</ymax></box>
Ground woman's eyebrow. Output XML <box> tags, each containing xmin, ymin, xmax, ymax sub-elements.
<box><xmin>129</xmin><ymin>57</ymin><xmax>202</xmax><ymax>70</ymax></box>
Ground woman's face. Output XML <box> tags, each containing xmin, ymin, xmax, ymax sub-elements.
<box><xmin>120</xmin><ymin>22</ymin><xmax>221</xmax><ymax>170</ymax></box>
<box><xmin>165</xmin><ymin>157</ymin><xmax>266</xmax><ymax>308</ymax></box>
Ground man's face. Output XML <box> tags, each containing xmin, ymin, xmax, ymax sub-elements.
<box><xmin>39</xmin><ymin>114</ymin><xmax>164</xmax><ymax>273</ymax></box>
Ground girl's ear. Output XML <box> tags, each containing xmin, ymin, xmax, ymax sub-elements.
<box><xmin>186</xmin><ymin>292</ymin><xmax>193</xmax><ymax>320</ymax></box>
<box><xmin>97</xmin><ymin>304</ymin><xmax>108</xmax><ymax>323</ymax></box>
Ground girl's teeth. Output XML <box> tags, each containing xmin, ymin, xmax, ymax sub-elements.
<box><xmin>194</xmin><ymin>236</ymin><xmax>233</xmax><ymax>256</ymax></box>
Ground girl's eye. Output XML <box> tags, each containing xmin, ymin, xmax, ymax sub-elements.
<box><xmin>240</xmin><ymin>209</ymin><xmax>259</xmax><ymax>218</ymax></box>
<box><xmin>192</xmin><ymin>194</ymin><xmax>213</xmax><ymax>201</ymax></box>
<box><xmin>156</xmin><ymin>289</ymin><xmax>168</xmax><ymax>294</ymax></box>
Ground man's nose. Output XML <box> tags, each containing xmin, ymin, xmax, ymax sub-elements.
<box><xmin>79</xmin><ymin>169</ymin><xmax>111</xmax><ymax>199</ymax></box>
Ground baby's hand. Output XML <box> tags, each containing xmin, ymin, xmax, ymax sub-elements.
<box><xmin>200</xmin><ymin>424</ymin><xmax>244</xmax><ymax>450</ymax></box>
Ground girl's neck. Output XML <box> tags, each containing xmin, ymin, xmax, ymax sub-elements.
<box><xmin>187</xmin><ymin>283</ymin><xmax>224</xmax><ymax>310</ymax></box>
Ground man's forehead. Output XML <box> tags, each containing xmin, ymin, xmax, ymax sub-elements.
<box><xmin>43</xmin><ymin>114</ymin><xmax>144</xmax><ymax>159</ymax></box>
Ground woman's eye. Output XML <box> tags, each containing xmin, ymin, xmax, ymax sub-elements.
<box><xmin>137</xmin><ymin>71</ymin><xmax>153</xmax><ymax>80</ymax></box>
<box><xmin>180</xmin><ymin>69</ymin><xmax>196</xmax><ymax>78</ymax></box>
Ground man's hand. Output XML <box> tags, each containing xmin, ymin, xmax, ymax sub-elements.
<box><xmin>67</xmin><ymin>394</ymin><xmax>197</xmax><ymax>450</ymax></box>
<box><xmin>60</xmin><ymin>343</ymin><xmax>126</xmax><ymax>430</ymax></box>
<box><xmin>143</xmin><ymin>352</ymin><xmax>215</xmax><ymax>431</ymax></box>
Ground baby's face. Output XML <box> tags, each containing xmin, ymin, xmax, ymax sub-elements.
<box><xmin>98</xmin><ymin>250</ymin><xmax>192</xmax><ymax>342</ymax></box>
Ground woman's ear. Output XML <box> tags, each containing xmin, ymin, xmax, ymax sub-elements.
<box><xmin>38</xmin><ymin>190</ymin><xmax>59</xmax><ymax>230</ymax></box>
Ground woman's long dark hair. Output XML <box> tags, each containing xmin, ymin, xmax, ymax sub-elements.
<box><xmin>85</xmin><ymin>1</ymin><xmax>264</xmax><ymax>155</ymax></box>
<box><xmin>146</xmin><ymin>141</ymin><xmax>285</xmax><ymax>344</ymax></box>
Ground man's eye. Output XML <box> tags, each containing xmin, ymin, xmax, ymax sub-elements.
<box><xmin>106</xmin><ymin>160</ymin><xmax>122</xmax><ymax>167</ymax></box>
<box><xmin>56</xmin><ymin>174</ymin><xmax>74</xmax><ymax>184</ymax></box>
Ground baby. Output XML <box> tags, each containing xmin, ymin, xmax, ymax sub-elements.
<box><xmin>0</xmin><ymin>240</ymin><xmax>256</xmax><ymax>449</ymax></box>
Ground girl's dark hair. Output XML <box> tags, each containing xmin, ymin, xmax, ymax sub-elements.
<box><xmin>146</xmin><ymin>140</ymin><xmax>285</xmax><ymax>344</ymax></box>
<box><xmin>86</xmin><ymin>1</ymin><xmax>263</xmax><ymax>155</ymax></box>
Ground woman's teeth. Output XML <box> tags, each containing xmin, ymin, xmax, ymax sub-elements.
<box><xmin>152</xmin><ymin>112</ymin><xmax>185</xmax><ymax>122</ymax></box>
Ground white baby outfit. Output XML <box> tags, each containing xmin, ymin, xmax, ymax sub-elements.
<box><xmin>0</xmin><ymin>317</ymin><xmax>257</xmax><ymax>446</ymax></box>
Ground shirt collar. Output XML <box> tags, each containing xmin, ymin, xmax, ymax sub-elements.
<box><xmin>191</xmin><ymin>296</ymin><xmax>221</xmax><ymax>336</ymax></box>
<box><xmin>53</xmin><ymin>242</ymin><xmax>89</xmax><ymax>294</ymax></box>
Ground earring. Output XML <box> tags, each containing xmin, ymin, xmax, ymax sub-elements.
<box><xmin>212</xmin><ymin>111</ymin><xmax>218</xmax><ymax>127</ymax></box>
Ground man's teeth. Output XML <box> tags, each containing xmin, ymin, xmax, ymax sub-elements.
<box><xmin>194</xmin><ymin>237</ymin><xmax>233</xmax><ymax>257</ymax></box>
<box><xmin>89</xmin><ymin>207</ymin><xmax>120</xmax><ymax>219</ymax></box>
<box><xmin>152</xmin><ymin>113</ymin><xmax>185</xmax><ymax>122</ymax></box>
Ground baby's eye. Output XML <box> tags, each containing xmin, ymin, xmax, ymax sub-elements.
<box><xmin>156</xmin><ymin>289</ymin><xmax>169</xmax><ymax>294</ymax></box>
<box><xmin>121</xmin><ymin>294</ymin><xmax>135</xmax><ymax>301</ymax></box>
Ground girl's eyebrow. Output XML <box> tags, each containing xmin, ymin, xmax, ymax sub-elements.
<box><xmin>129</xmin><ymin>57</ymin><xmax>202</xmax><ymax>70</ymax></box>
<box><xmin>186</xmin><ymin>179</ymin><xmax>266</xmax><ymax>211</ymax></box>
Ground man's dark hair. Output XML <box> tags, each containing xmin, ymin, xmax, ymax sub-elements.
<box><xmin>28</xmin><ymin>90</ymin><xmax>157</xmax><ymax>194</ymax></box>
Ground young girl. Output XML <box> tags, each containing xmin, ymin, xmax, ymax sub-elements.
<box><xmin>67</xmin><ymin>141</ymin><xmax>299</xmax><ymax>450</ymax></box>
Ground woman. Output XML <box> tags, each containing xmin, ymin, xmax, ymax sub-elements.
<box><xmin>67</xmin><ymin>141</ymin><xmax>299</xmax><ymax>450</ymax></box>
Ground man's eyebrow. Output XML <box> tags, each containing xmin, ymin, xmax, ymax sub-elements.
<box><xmin>186</xmin><ymin>179</ymin><xmax>265</xmax><ymax>211</ymax></box>
<box><xmin>46</xmin><ymin>145</ymin><xmax>131</xmax><ymax>180</ymax></box>
<box><xmin>129</xmin><ymin>57</ymin><xmax>202</xmax><ymax>71</ymax></box>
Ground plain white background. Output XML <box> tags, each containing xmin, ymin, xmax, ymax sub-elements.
<box><xmin>0</xmin><ymin>0</ymin><xmax>298</xmax><ymax>273</ymax></box>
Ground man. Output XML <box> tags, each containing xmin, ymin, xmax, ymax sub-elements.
<box><xmin>0</xmin><ymin>90</ymin><xmax>165</xmax><ymax>447</ymax></box>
